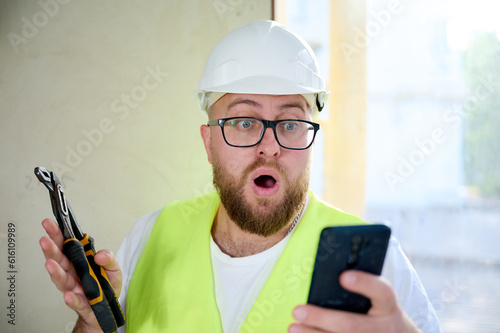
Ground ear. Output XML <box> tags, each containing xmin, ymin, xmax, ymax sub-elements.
<box><xmin>200</xmin><ymin>124</ymin><xmax>213</xmax><ymax>164</ymax></box>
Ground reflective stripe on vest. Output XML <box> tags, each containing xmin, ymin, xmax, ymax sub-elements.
<box><xmin>126</xmin><ymin>191</ymin><xmax>366</xmax><ymax>332</ymax></box>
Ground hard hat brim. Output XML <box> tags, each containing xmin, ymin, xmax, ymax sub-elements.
<box><xmin>197</xmin><ymin>78</ymin><xmax>329</xmax><ymax>121</ymax></box>
<box><xmin>199</xmin><ymin>75</ymin><xmax>325</xmax><ymax>96</ymax></box>
<box><xmin>198</xmin><ymin>75</ymin><xmax>327</xmax><ymax>111</ymax></box>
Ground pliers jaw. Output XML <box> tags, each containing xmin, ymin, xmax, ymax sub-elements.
<box><xmin>34</xmin><ymin>167</ymin><xmax>83</xmax><ymax>240</ymax></box>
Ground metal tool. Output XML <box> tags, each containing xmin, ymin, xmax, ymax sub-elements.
<box><xmin>35</xmin><ymin>167</ymin><xmax>125</xmax><ymax>333</ymax></box>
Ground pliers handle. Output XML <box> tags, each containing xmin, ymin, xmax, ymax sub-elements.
<box><xmin>35</xmin><ymin>167</ymin><xmax>125</xmax><ymax>333</ymax></box>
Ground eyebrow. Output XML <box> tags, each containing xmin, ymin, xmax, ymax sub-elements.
<box><xmin>226</xmin><ymin>98</ymin><xmax>307</xmax><ymax>115</ymax></box>
<box><xmin>279</xmin><ymin>102</ymin><xmax>307</xmax><ymax>115</ymax></box>
<box><xmin>227</xmin><ymin>98</ymin><xmax>262</xmax><ymax>113</ymax></box>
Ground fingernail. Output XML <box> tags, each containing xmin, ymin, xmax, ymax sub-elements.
<box><xmin>293</xmin><ymin>306</ymin><xmax>307</xmax><ymax>321</ymax></box>
<box><xmin>98</xmin><ymin>250</ymin><xmax>111</xmax><ymax>258</ymax></box>
<box><xmin>289</xmin><ymin>324</ymin><xmax>303</xmax><ymax>333</ymax></box>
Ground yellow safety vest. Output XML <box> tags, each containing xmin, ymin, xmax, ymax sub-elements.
<box><xmin>126</xmin><ymin>191</ymin><xmax>366</xmax><ymax>332</ymax></box>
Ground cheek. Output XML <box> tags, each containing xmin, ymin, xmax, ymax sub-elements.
<box><xmin>283</xmin><ymin>151</ymin><xmax>312</xmax><ymax>181</ymax></box>
<box><xmin>211</xmin><ymin>144</ymin><xmax>249</xmax><ymax>176</ymax></box>
<box><xmin>208</xmin><ymin>128</ymin><xmax>228</xmax><ymax>163</ymax></box>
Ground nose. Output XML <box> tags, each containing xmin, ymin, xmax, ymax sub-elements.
<box><xmin>258</xmin><ymin>127</ymin><xmax>281</xmax><ymax>158</ymax></box>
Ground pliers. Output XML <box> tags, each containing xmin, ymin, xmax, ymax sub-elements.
<box><xmin>35</xmin><ymin>167</ymin><xmax>125</xmax><ymax>333</ymax></box>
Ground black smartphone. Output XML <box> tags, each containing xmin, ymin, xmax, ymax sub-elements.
<box><xmin>307</xmin><ymin>224</ymin><xmax>391</xmax><ymax>314</ymax></box>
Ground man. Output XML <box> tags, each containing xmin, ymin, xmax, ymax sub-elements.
<box><xmin>40</xmin><ymin>20</ymin><xmax>441</xmax><ymax>332</ymax></box>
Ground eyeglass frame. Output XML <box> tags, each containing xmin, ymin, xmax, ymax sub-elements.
<box><xmin>206</xmin><ymin>117</ymin><xmax>320</xmax><ymax>150</ymax></box>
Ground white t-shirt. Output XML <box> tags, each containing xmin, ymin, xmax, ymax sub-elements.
<box><xmin>116</xmin><ymin>202</ymin><xmax>441</xmax><ymax>333</ymax></box>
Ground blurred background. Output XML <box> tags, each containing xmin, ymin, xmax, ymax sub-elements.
<box><xmin>1</xmin><ymin>0</ymin><xmax>498</xmax><ymax>332</ymax></box>
<box><xmin>283</xmin><ymin>0</ymin><xmax>500</xmax><ymax>332</ymax></box>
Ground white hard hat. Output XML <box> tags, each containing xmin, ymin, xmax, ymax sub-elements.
<box><xmin>197</xmin><ymin>20</ymin><xmax>329</xmax><ymax>117</ymax></box>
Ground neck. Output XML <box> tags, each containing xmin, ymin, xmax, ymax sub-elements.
<box><xmin>211</xmin><ymin>204</ymin><xmax>302</xmax><ymax>257</ymax></box>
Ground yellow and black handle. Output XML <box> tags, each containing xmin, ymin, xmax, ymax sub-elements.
<box><xmin>80</xmin><ymin>233</ymin><xmax>125</xmax><ymax>328</ymax></box>
<box><xmin>63</xmin><ymin>235</ymin><xmax>125</xmax><ymax>333</ymax></box>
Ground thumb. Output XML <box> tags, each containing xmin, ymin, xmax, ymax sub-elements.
<box><xmin>94</xmin><ymin>249</ymin><xmax>122</xmax><ymax>297</ymax></box>
<box><xmin>95</xmin><ymin>249</ymin><xmax>119</xmax><ymax>271</ymax></box>
<box><xmin>340</xmin><ymin>270</ymin><xmax>398</xmax><ymax>316</ymax></box>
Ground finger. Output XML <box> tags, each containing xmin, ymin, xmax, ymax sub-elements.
<box><xmin>340</xmin><ymin>271</ymin><xmax>398</xmax><ymax>316</ymax></box>
<box><xmin>47</xmin><ymin>262</ymin><xmax>99</xmax><ymax>327</ymax></box>
<box><xmin>64</xmin><ymin>291</ymin><xmax>103</xmax><ymax>331</ymax></box>
<box><xmin>41</xmin><ymin>218</ymin><xmax>73</xmax><ymax>272</ymax></box>
<box><xmin>289</xmin><ymin>322</ymin><xmax>328</xmax><ymax>333</ymax></box>
<box><xmin>42</xmin><ymin>218</ymin><xmax>64</xmax><ymax>247</ymax></box>
<box><xmin>49</xmin><ymin>262</ymin><xmax>103</xmax><ymax>330</ymax></box>
<box><xmin>63</xmin><ymin>290</ymin><xmax>92</xmax><ymax>314</ymax></box>
<box><xmin>45</xmin><ymin>259</ymin><xmax>78</xmax><ymax>292</ymax></box>
<box><xmin>39</xmin><ymin>236</ymin><xmax>73</xmax><ymax>272</ymax></box>
<box><xmin>292</xmin><ymin>304</ymin><xmax>369</xmax><ymax>332</ymax></box>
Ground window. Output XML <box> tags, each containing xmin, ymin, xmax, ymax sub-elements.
<box><xmin>281</xmin><ymin>0</ymin><xmax>500</xmax><ymax>331</ymax></box>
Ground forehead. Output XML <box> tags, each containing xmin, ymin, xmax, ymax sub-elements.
<box><xmin>209</xmin><ymin>94</ymin><xmax>311</xmax><ymax>118</ymax></box>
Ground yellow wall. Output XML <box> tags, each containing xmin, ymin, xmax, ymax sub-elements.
<box><xmin>0</xmin><ymin>1</ymin><xmax>271</xmax><ymax>331</ymax></box>
<box><xmin>324</xmin><ymin>0</ymin><xmax>367</xmax><ymax>216</ymax></box>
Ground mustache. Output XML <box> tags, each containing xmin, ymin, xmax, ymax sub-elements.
<box><xmin>242</xmin><ymin>158</ymin><xmax>288</xmax><ymax>181</ymax></box>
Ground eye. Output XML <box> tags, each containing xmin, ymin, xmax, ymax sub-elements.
<box><xmin>239</xmin><ymin>119</ymin><xmax>253</xmax><ymax>129</ymax></box>
<box><xmin>226</xmin><ymin>118</ymin><xmax>256</xmax><ymax>131</ymax></box>
<box><xmin>282</xmin><ymin>122</ymin><xmax>298</xmax><ymax>131</ymax></box>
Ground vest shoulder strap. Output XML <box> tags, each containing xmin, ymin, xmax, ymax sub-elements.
<box><xmin>239</xmin><ymin>191</ymin><xmax>367</xmax><ymax>332</ymax></box>
<box><xmin>126</xmin><ymin>192</ymin><xmax>222</xmax><ymax>332</ymax></box>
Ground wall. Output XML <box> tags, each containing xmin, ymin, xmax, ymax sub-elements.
<box><xmin>0</xmin><ymin>1</ymin><xmax>271</xmax><ymax>332</ymax></box>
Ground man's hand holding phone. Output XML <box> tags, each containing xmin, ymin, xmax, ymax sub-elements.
<box><xmin>39</xmin><ymin>218</ymin><xmax>123</xmax><ymax>333</ymax></box>
<box><xmin>289</xmin><ymin>270</ymin><xmax>421</xmax><ymax>332</ymax></box>
<box><xmin>288</xmin><ymin>225</ymin><xmax>422</xmax><ymax>333</ymax></box>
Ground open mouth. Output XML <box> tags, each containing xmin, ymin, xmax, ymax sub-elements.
<box><xmin>250</xmin><ymin>166</ymin><xmax>281</xmax><ymax>197</ymax></box>
<box><xmin>254</xmin><ymin>175</ymin><xmax>277</xmax><ymax>188</ymax></box>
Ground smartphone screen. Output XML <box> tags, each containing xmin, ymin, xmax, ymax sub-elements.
<box><xmin>307</xmin><ymin>224</ymin><xmax>391</xmax><ymax>314</ymax></box>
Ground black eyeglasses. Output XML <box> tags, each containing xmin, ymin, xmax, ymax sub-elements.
<box><xmin>207</xmin><ymin>117</ymin><xmax>320</xmax><ymax>150</ymax></box>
